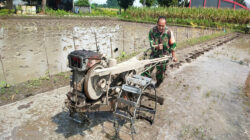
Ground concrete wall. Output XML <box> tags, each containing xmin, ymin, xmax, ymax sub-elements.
<box><xmin>0</xmin><ymin>18</ymin><xmax>218</xmax><ymax>84</ymax></box>
<box><xmin>74</xmin><ymin>6</ymin><xmax>91</xmax><ymax>13</ymax></box>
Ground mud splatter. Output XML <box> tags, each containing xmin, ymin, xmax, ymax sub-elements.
<box><xmin>244</xmin><ymin>73</ymin><xmax>250</xmax><ymax>97</ymax></box>
<box><xmin>17</xmin><ymin>101</ymin><xmax>33</xmax><ymax>110</ymax></box>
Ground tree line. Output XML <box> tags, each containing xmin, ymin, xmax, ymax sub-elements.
<box><xmin>96</xmin><ymin>0</ymin><xmax>190</xmax><ymax>11</ymax></box>
<box><xmin>3</xmin><ymin>0</ymin><xmax>247</xmax><ymax>14</ymax></box>
<box><xmin>105</xmin><ymin>0</ymin><xmax>246</xmax><ymax>11</ymax></box>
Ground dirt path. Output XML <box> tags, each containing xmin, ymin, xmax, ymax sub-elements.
<box><xmin>0</xmin><ymin>33</ymin><xmax>249</xmax><ymax>140</ymax></box>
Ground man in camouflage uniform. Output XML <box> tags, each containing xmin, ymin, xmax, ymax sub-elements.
<box><xmin>148</xmin><ymin>16</ymin><xmax>177</xmax><ymax>87</ymax></box>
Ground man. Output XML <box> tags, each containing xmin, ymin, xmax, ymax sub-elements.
<box><xmin>148</xmin><ymin>16</ymin><xmax>177</xmax><ymax>87</ymax></box>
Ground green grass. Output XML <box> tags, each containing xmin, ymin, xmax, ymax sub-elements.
<box><xmin>125</xmin><ymin>7</ymin><xmax>249</xmax><ymax>24</ymax></box>
<box><xmin>117</xmin><ymin>51</ymin><xmax>141</xmax><ymax>63</ymax></box>
<box><xmin>205</xmin><ymin>91</ymin><xmax>212</xmax><ymax>98</ymax></box>
<box><xmin>92</xmin><ymin>7</ymin><xmax>248</xmax><ymax>32</ymax></box>
<box><xmin>0</xmin><ymin>81</ymin><xmax>10</xmax><ymax>88</ymax></box>
<box><xmin>177</xmin><ymin>31</ymin><xmax>229</xmax><ymax>49</ymax></box>
<box><xmin>0</xmin><ymin>9</ymin><xmax>15</xmax><ymax>16</ymax></box>
<box><xmin>85</xmin><ymin>8</ymin><xmax>118</xmax><ymax>16</ymax></box>
<box><xmin>180</xmin><ymin>125</ymin><xmax>208</xmax><ymax>139</ymax></box>
<box><xmin>55</xmin><ymin>71</ymin><xmax>70</xmax><ymax>79</ymax></box>
<box><xmin>28</xmin><ymin>79</ymin><xmax>41</xmax><ymax>87</ymax></box>
<box><xmin>119</xmin><ymin>7</ymin><xmax>250</xmax><ymax>32</ymax></box>
<box><xmin>0</xmin><ymin>71</ymin><xmax>71</xmax><ymax>105</ymax></box>
<box><xmin>45</xmin><ymin>7</ymin><xmax>117</xmax><ymax>17</ymax></box>
<box><xmin>45</xmin><ymin>8</ymin><xmax>74</xmax><ymax>16</ymax></box>
<box><xmin>1</xmin><ymin>7</ymin><xmax>249</xmax><ymax>32</ymax></box>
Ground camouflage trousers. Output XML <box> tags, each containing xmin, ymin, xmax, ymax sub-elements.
<box><xmin>142</xmin><ymin>61</ymin><xmax>167</xmax><ymax>86</ymax></box>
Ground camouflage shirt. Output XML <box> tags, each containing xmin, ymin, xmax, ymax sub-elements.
<box><xmin>149</xmin><ymin>26</ymin><xmax>176</xmax><ymax>57</ymax></box>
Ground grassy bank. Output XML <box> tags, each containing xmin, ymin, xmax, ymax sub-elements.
<box><xmin>177</xmin><ymin>31</ymin><xmax>230</xmax><ymax>49</ymax></box>
<box><xmin>0</xmin><ymin>72</ymin><xmax>70</xmax><ymax>105</ymax></box>
<box><xmin>73</xmin><ymin>7</ymin><xmax>249</xmax><ymax>32</ymax></box>
<box><xmin>120</xmin><ymin>7</ymin><xmax>250</xmax><ymax>32</ymax></box>
<box><xmin>0</xmin><ymin>9</ymin><xmax>15</xmax><ymax>16</ymax></box>
<box><xmin>125</xmin><ymin>7</ymin><xmax>249</xmax><ymax>24</ymax></box>
<box><xmin>45</xmin><ymin>7</ymin><xmax>118</xmax><ymax>17</ymax></box>
<box><xmin>1</xmin><ymin>7</ymin><xmax>249</xmax><ymax>32</ymax></box>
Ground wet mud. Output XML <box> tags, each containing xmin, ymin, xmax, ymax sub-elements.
<box><xmin>0</xmin><ymin>32</ymin><xmax>249</xmax><ymax>140</ymax></box>
<box><xmin>17</xmin><ymin>101</ymin><xmax>33</xmax><ymax>110</ymax></box>
<box><xmin>245</xmin><ymin>73</ymin><xmax>250</xmax><ymax>97</ymax></box>
<box><xmin>152</xmin><ymin>34</ymin><xmax>250</xmax><ymax>140</ymax></box>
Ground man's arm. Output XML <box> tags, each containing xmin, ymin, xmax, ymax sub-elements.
<box><xmin>167</xmin><ymin>30</ymin><xmax>177</xmax><ymax>61</ymax></box>
<box><xmin>149</xmin><ymin>29</ymin><xmax>160</xmax><ymax>51</ymax></box>
<box><xmin>149</xmin><ymin>29</ymin><xmax>155</xmax><ymax>50</ymax></box>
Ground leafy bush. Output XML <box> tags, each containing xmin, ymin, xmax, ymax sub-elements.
<box><xmin>0</xmin><ymin>9</ymin><xmax>15</xmax><ymax>16</ymax></box>
<box><xmin>90</xmin><ymin>8</ymin><xmax>117</xmax><ymax>16</ymax></box>
<box><xmin>45</xmin><ymin>8</ymin><xmax>73</xmax><ymax>16</ymax></box>
<box><xmin>75</xmin><ymin>0</ymin><xmax>90</xmax><ymax>7</ymax></box>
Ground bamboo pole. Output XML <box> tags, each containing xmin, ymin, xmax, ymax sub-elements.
<box><xmin>94</xmin><ymin>32</ymin><xmax>99</xmax><ymax>52</ymax></box>
<box><xmin>123</xmin><ymin>28</ymin><xmax>125</xmax><ymax>52</ymax></box>
<box><xmin>72</xmin><ymin>29</ymin><xmax>76</xmax><ymax>50</ymax></box>
<box><xmin>175</xmin><ymin>27</ymin><xmax>178</xmax><ymax>43</ymax></box>
<box><xmin>0</xmin><ymin>54</ymin><xmax>7</xmax><ymax>87</ymax></box>
<box><xmin>134</xmin><ymin>39</ymin><xmax>136</xmax><ymax>53</ymax></box>
<box><xmin>144</xmin><ymin>40</ymin><xmax>146</xmax><ymax>49</ymax></box>
<box><xmin>110</xmin><ymin>36</ymin><xmax>113</xmax><ymax>58</ymax></box>
<box><xmin>43</xmin><ymin>31</ymin><xmax>50</xmax><ymax>77</ymax></box>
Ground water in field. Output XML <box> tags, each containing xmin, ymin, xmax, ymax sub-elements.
<box><xmin>152</xmin><ymin>35</ymin><xmax>250</xmax><ymax>140</ymax></box>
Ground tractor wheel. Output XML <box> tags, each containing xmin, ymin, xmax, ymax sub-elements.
<box><xmin>84</xmin><ymin>64</ymin><xmax>107</xmax><ymax>100</ymax></box>
<box><xmin>137</xmin><ymin>84</ymin><xmax>157</xmax><ymax>124</ymax></box>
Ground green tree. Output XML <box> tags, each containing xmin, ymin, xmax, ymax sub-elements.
<box><xmin>117</xmin><ymin>0</ymin><xmax>135</xmax><ymax>11</ymax></box>
<box><xmin>75</xmin><ymin>0</ymin><xmax>90</xmax><ymax>7</ymax></box>
<box><xmin>179</xmin><ymin>0</ymin><xmax>189</xmax><ymax>7</ymax></box>
<box><xmin>42</xmin><ymin>0</ymin><xmax>46</xmax><ymax>13</ymax></box>
<box><xmin>6</xmin><ymin>0</ymin><xmax>13</xmax><ymax>13</ymax></box>
<box><xmin>106</xmin><ymin>0</ymin><xmax>119</xmax><ymax>8</ymax></box>
<box><xmin>140</xmin><ymin>0</ymin><xmax>156</xmax><ymax>7</ymax></box>
<box><xmin>157</xmin><ymin>0</ymin><xmax>178</xmax><ymax>7</ymax></box>
<box><xmin>170</xmin><ymin>0</ymin><xmax>178</xmax><ymax>6</ymax></box>
<box><xmin>22</xmin><ymin>0</ymin><xmax>39</xmax><ymax>5</ymax></box>
<box><xmin>235</xmin><ymin>0</ymin><xmax>246</xmax><ymax>6</ymax></box>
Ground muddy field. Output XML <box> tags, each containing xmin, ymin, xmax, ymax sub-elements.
<box><xmin>0</xmin><ymin>31</ymin><xmax>249</xmax><ymax>140</ymax></box>
<box><xmin>0</xmin><ymin>18</ymin><xmax>218</xmax><ymax>84</ymax></box>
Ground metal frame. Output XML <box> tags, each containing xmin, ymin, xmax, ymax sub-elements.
<box><xmin>189</xmin><ymin>0</ymin><xmax>250</xmax><ymax>10</ymax></box>
<box><xmin>114</xmin><ymin>75</ymin><xmax>157</xmax><ymax>139</ymax></box>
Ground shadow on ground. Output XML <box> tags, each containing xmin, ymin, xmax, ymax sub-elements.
<box><xmin>51</xmin><ymin>111</ymin><xmax>117</xmax><ymax>138</ymax></box>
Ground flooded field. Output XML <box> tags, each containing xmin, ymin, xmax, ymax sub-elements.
<box><xmin>0</xmin><ymin>32</ymin><xmax>249</xmax><ymax>140</ymax></box>
<box><xmin>154</xmin><ymin>35</ymin><xmax>250</xmax><ymax>140</ymax></box>
<box><xmin>0</xmin><ymin>18</ymin><xmax>218</xmax><ymax>84</ymax></box>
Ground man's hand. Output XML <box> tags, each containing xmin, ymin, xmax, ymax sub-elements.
<box><xmin>172</xmin><ymin>51</ymin><xmax>177</xmax><ymax>62</ymax></box>
<box><xmin>158</xmin><ymin>44</ymin><xmax>163</xmax><ymax>50</ymax></box>
<box><xmin>152</xmin><ymin>44</ymin><xmax>163</xmax><ymax>50</ymax></box>
<box><xmin>172</xmin><ymin>56</ymin><xmax>177</xmax><ymax>62</ymax></box>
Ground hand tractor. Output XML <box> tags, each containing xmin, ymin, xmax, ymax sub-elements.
<box><xmin>65</xmin><ymin>48</ymin><xmax>171</xmax><ymax>137</ymax></box>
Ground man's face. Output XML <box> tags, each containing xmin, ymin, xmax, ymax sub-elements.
<box><xmin>157</xmin><ymin>19</ymin><xmax>166</xmax><ymax>33</ymax></box>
